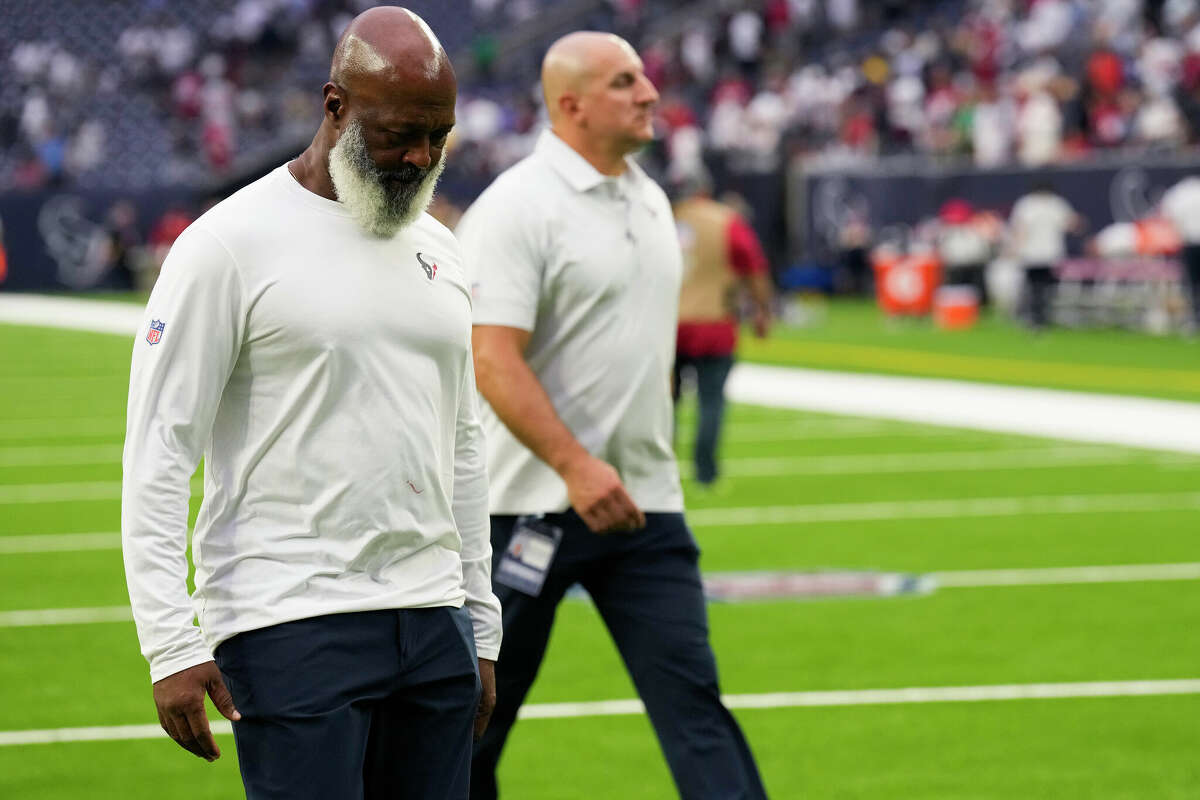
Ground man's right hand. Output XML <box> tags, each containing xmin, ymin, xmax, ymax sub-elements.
<box><xmin>153</xmin><ymin>660</ymin><xmax>241</xmax><ymax>761</ymax></box>
<box><xmin>560</xmin><ymin>454</ymin><xmax>645</xmax><ymax>533</ymax></box>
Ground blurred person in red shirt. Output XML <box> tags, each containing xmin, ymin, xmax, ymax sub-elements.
<box><xmin>672</xmin><ymin>172</ymin><xmax>773</xmax><ymax>487</ymax></box>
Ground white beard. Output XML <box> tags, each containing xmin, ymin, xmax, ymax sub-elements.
<box><xmin>327</xmin><ymin>119</ymin><xmax>446</xmax><ymax>238</ymax></box>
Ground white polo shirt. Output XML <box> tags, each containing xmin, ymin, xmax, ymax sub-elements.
<box><xmin>1010</xmin><ymin>191</ymin><xmax>1075</xmax><ymax>265</ymax></box>
<box><xmin>122</xmin><ymin>165</ymin><xmax>501</xmax><ymax>682</ymax></box>
<box><xmin>458</xmin><ymin>130</ymin><xmax>685</xmax><ymax>515</ymax></box>
<box><xmin>1161</xmin><ymin>176</ymin><xmax>1200</xmax><ymax>244</ymax></box>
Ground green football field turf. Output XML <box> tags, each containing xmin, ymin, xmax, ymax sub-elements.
<box><xmin>743</xmin><ymin>298</ymin><xmax>1200</xmax><ymax>402</ymax></box>
<box><xmin>1</xmin><ymin>316</ymin><xmax>1199</xmax><ymax>799</ymax></box>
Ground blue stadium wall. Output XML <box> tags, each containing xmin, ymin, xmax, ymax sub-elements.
<box><xmin>794</xmin><ymin>156</ymin><xmax>1200</xmax><ymax>262</ymax></box>
<box><xmin>0</xmin><ymin>188</ymin><xmax>193</xmax><ymax>291</ymax></box>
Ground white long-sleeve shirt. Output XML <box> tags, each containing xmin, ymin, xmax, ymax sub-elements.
<box><xmin>122</xmin><ymin>165</ymin><xmax>501</xmax><ymax>682</ymax></box>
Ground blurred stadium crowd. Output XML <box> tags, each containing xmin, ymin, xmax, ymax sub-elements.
<box><xmin>11</xmin><ymin>0</ymin><xmax>1200</xmax><ymax>192</ymax></box>
<box><xmin>5</xmin><ymin>0</ymin><xmax>1200</xmax><ymax>330</ymax></box>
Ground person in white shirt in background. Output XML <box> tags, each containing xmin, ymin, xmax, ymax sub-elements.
<box><xmin>458</xmin><ymin>31</ymin><xmax>768</xmax><ymax>800</ymax></box>
<box><xmin>121</xmin><ymin>8</ymin><xmax>500</xmax><ymax>799</ymax></box>
<box><xmin>1008</xmin><ymin>179</ymin><xmax>1085</xmax><ymax>329</ymax></box>
<box><xmin>1160</xmin><ymin>174</ymin><xmax>1200</xmax><ymax>328</ymax></box>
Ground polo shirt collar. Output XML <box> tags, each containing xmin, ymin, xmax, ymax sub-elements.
<box><xmin>535</xmin><ymin>129</ymin><xmax>645</xmax><ymax>194</ymax></box>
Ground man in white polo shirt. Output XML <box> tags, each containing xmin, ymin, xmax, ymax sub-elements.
<box><xmin>1009</xmin><ymin>180</ymin><xmax>1084</xmax><ymax>329</ymax></box>
<box><xmin>459</xmin><ymin>31</ymin><xmax>768</xmax><ymax>800</ymax></box>
<box><xmin>121</xmin><ymin>9</ymin><xmax>500</xmax><ymax>799</ymax></box>
<box><xmin>1161</xmin><ymin>175</ymin><xmax>1200</xmax><ymax>328</ymax></box>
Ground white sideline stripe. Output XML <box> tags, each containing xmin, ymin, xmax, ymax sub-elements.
<box><xmin>0</xmin><ymin>444</ymin><xmax>123</xmax><ymax>466</ymax></box>
<box><xmin>0</xmin><ymin>480</ymin><xmax>200</xmax><ymax>504</ymax></box>
<box><xmin>729</xmin><ymin>364</ymin><xmax>1200</xmax><ymax>454</ymax></box>
<box><xmin>4</xmin><ymin>679</ymin><xmax>1200</xmax><ymax>745</ymax></box>
<box><xmin>934</xmin><ymin>563</ymin><xmax>1200</xmax><ymax>587</ymax></box>
<box><xmin>0</xmin><ymin>533</ymin><xmax>120</xmax><ymax>554</ymax></box>
<box><xmin>0</xmin><ymin>417</ymin><xmax>124</xmax><ymax>439</ymax></box>
<box><xmin>0</xmin><ymin>607</ymin><xmax>132</xmax><ymax>626</ymax></box>
<box><xmin>679</xmin><ymin>446</ymin><xmax>1185</xmax><ymax>478</ymax></box>
<box><xmin>9</xmin><ymin>295</ymin><xmax>1200</xmax><ymax>453</ymax></box>
<box><xmin>689</xmin><ymin>491</ymin><xmax>1200</xmax><ymax>526</ymax></box>
<box><xmin>0</xmin><ymin>295</ymin><xmax>143</xmax><ymax>336</ymax></box>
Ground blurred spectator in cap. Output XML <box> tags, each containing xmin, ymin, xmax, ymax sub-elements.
<box><xmin>1017</xmin><ymin>80</ymin><xmax>1063</xmax><ymax>165</ymax></box>
<box><xmin>98</xmin><ymin>201</ymin><xmax>143</xmax><ymax>291</ymax></box>
<box><xmin>971</xmin><ymin>79</ymin><xmax>1017</xmax><ymax>166</ymax></box>
<box><xmin>937</xmin><ymin>198</ymin><xmax>994</xmax><ymax>303</ymax></box>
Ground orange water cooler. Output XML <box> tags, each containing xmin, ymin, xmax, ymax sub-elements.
<box><xmin>872</xmin><ymin>251</ymin><xmax>942</xmax><ymax>315</ymax></box>
<box><xmin>932</xmin><ymin>286</ymin><xmax>980</xmax><ymax>330</ymax></box>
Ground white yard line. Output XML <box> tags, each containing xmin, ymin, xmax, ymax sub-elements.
<box><xmin>729</xmin><ymin>364</ymin><xmax>1200</xmax><ymax>454</ymax></box>
<box><xmin>0</xmin><ymin>444</ymin><xmax>123</xmax><ymax>466</ymax></box>
<box><xmin>0</xmin><ymin>607</ymin><xmax>132</xmax><ymax>626</ymax></box>
<box><xmin>688</xmin><ymin>491</ymin><xmax>1200</xmax><ymax>527</ymax></box>
<box><xmin>3</xmin><ymin>679</ymin><xmax>1198</xmax><ymax>745</ymax></box>
<box><xmin>11</xmin><ymin>441</ymin><xmax>1152</xmax><ymax>474</ymax></box>
<box><xmin>681</xmin><ymin>419</ymin><xmax>971</xmax><ymax>442</ymax></box>
<box><xmin>682</xmin><ymin>418</ymin><xmax>908</xmax><ymax>439</ymax></box>
<box><xmin>522</xmin><ymin>679</ymin><xmax>1200</xmax><ymax>718</ymax></box>
<box><xmin>0</xmin><ymin>481</ymin><xmax>124</xmax><ymax>504</ymax></box>
<box><xmin>0</xmin><ymin>480</ymin><xmax>200</xmax><ymax>504</ymax></box>
<box><xmin>678</xmin><ymin>445</ymin><xmax>1184</xmax><ymax>478</ymax></box>
<box><xmin>0</xmin><ymin>417</ymin><xmax>125</xmax><ymax>439</ymax></box>
<box><xmin>5</xmin><ymin>561</ymin><xmax>1195</xmax><ymax>625</ymax></box>
<box><xmin>933</xmin><ymin>562</ymin><xmax>1200</xmax><ymax>588</ymax></box>
<box><xmin>0</xmin><ymin>533</ymin><xmax>120</xmax><ymax>554</ymax></box>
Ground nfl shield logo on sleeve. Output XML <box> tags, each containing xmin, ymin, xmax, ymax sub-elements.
<box><xmin>146</xmin><ymin>319</ymin><xmax>165</xmax><ymax>345</ymax></box>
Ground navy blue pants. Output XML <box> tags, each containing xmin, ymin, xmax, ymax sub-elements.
<box><xmin>215</xmin><ymin>607</ymin><xmax>481</xmax><ymax>800</ymax></box>
<box><xmin>1025</xmin><ymin>264</ymin><xmax>1056</xmax><ymax>328</ymax></box>
<box><xmin>471</xmin><ymin>512</ymin><xmax>767</xmax><ymax>800</ymax></box>
<box><xmin>1184</xmin><ymin>244</ymin><xmax>1200</xmax><ymax>325</ymax></box>
<box><xmin>673</xmin><ymin>354</ymin><xmax>735</xmax><ymax>485</ymax></box>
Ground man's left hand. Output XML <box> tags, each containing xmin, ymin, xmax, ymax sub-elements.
<box><xmin>475</xmin><ymin>658</ymin><xmax>496</xmax><ymax>740</ymax></box>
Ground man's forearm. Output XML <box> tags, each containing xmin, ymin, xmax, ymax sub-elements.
<box><xmin>473</xmin><ymin>344</ymin><xmax>587</xmax><ymax>476</ymax></box>
<box><xmin>472</xmin><ymin>326</ymin><xmax>644</xmax><ymax>532</ymax></box>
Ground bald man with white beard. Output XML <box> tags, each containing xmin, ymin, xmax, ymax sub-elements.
<box><xmin>459</xmin><ymin>32</ymin><xmax>769</xmax><ymax>800</ymax></box>
<box><xmin>121</xmin><ymin>8</ymin><xmax>499</xmax><ymax>798</ymax></box>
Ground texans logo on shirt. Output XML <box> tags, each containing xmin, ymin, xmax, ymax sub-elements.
<box><xmin>415</xmin><ymin>252</ymin><xmax>438</xmax><ymax>281</ymax></box>
<box><xmin>146</xmin><ymin>319</ymin><xmax>165</xmax><ymax>345</ymax></box>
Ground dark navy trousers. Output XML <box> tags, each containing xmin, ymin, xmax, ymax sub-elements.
<box><xmin>215</xmin><ymin>606</ymin><xmax>481</xmax><ymax>800</ymax></box>
<box><xmin>471</xmin><ymin>511</ymin><xmax>767</xmax><ymax>800</ymax></box>
<box><xmin>673</xmin><ymin>354</ymin><xmax>735</xmax><ymax>485</ymax></box>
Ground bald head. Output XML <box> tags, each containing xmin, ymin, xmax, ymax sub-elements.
<box><xmin>539</xmin><ymin>31</ymin><xmax>658</xmax><ymax>169</ymax></box>
<box><xmin>305</xmin><ymin>7</ymin><xmax>458</xmax><ymax>236</ymax></box>
<box><xmin>331</xmin><ymin>6</ymin><xmax>451</xmax><ymax>88</ymax></box>
<box><xmin>542</xmin><ymin>32</ymin><xmax>637</xmax><ymax>123</ymax></box>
